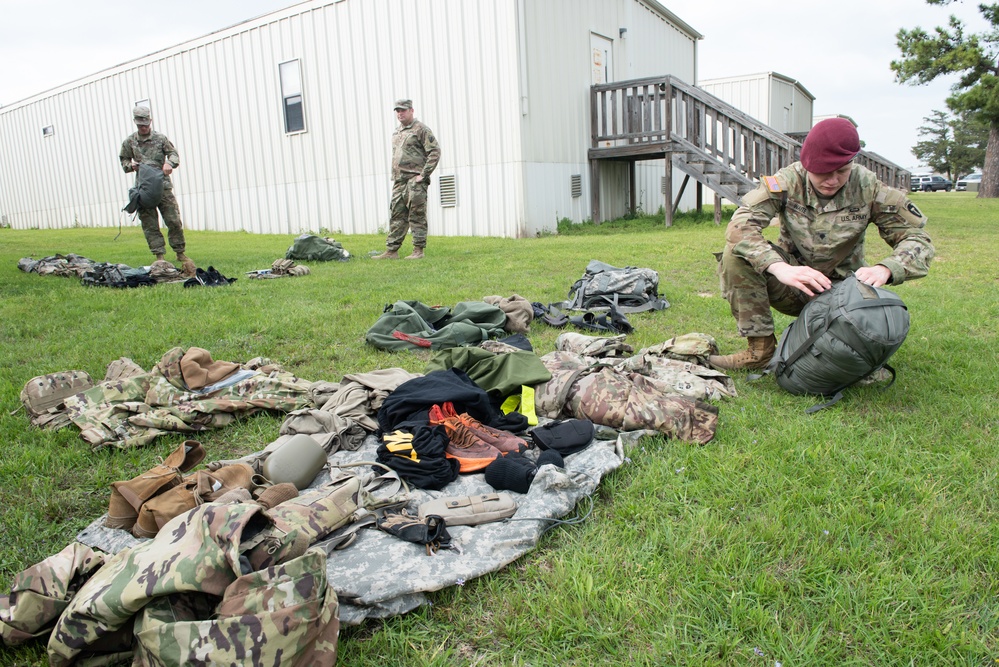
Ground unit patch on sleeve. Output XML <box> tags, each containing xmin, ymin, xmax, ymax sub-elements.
<box><xmin>762</xmin><ymin>175</ymin><xmax>783</xmax><ymax>193</ymax></box>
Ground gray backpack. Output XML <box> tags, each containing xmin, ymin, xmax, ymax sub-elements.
<box><xmin>565</xmin><ymin>260</ymin><xmax>670</xmax><ymax>313</ymax></box>
<box><xmin>768</xmin><ymin>275</ymin><xmax>909</xmax><ymax>412</ymax></box>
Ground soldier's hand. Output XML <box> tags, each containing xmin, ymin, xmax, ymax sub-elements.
<box><xmin>855</xmin><ymin>265</ymin><xmax>891</xmax><ymax>287</ymax></box>
<box><xmin>162</xmin><ymin>162</ymin><xmax>173</xmax><ymax>176</ymax></box>
<box><xmin>766</xmin><ymin>261</ymin><xmax>832</xmax><ymax>297</ymax></box>
<box><xmin>130</xmin><ymin>160</ymin><xmax>140</xmax><ymax>171</ymax></box>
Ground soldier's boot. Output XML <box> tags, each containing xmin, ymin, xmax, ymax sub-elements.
<box><xmin>371</xmin><ymin>249</ymin><xmax>399</xmax><ymax>260</ymax></box>
<box><xmin>105</xmin><ymin>440</ymin><xmax>206</xmax><ymax>531</ymax></box>
<box><xmin>404</xmin><ymin>248</ymin><xmax>425</xmax><ymax>260</ymax></box>
<box><xmin>154</xmin><ymin>253</ymin><xmax>166</xmax><ymax>262</ymax></box>
<box><xmin>708</xmin><ymin>334</ymin><xmax>776</xmax><ymax>371</ymax></box>
<box><xmin>132</xmin><ymin>463</ymin><xmax>255</xmax><ymax>538</ymax></box>
<box><xmin>176</xmin><ymin>252</ymin><xmax>197</xmax><ymax>278</ymax></box>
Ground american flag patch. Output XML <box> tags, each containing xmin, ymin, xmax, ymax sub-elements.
<box><xmin>762</xmin><ymin>175</ymin><xmax>782</xmax><ymax>193</ymax></box>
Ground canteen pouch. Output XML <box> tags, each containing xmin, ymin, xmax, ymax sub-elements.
<box><xmin>418</xmin><ymin>492</ymin><xmax>517</xmax><ymax>526</ymax></box>
<box><xmin>529</xmin><ymin>419</ymin><xmax>595</xmax><ymax>456</ymax></box>
<box><xmin>261</xmin><ymin>434</ymin><xmax>328</xmax><ymax>490</ymax></box>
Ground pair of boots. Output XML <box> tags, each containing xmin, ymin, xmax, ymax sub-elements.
<box><xmin>708</xmin><ymin>334</ymin><xmax>776</xmax><ymax>371</ymax></box>
<box><xmin>105</xmin><ymin>440</ymin><xmax>256</xmax><ymax>538</ymax></box>
<box><xmin>429</xmin><ymin>402</ymin><xmax>528</xmax><ymax>473</ymax></box>
<box><xmin>371</xmin><ymin>248</ymin><xmax>424</xmax><ymax>260</ymax></box>
<box><xmin>153</xmin><ymin>252</ymin><xmax>198</xmax><ymax>277</ymax></box>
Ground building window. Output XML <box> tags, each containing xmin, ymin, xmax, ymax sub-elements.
<box><xmin>42</xmin><ymin>125</ymin><xmax>55</xmax><ymax>138</ymax></box>
<box><xmin>279</xmin><ymin>60</ymin><xmax>306</xmax><ymax>134</ymax></box>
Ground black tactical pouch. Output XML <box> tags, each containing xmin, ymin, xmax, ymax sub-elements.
<box><xmin>529</xmin><ymin>419</ymin><xmax>595</xmax><ymax>456</ymax></box>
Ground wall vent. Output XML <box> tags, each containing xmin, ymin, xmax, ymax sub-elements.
<box><xmin>661</xmin><ymin>176</ymin><xmax>667</xmax><ymax>194</ymax></box>
<box><xmin>570</xmin><ymin>174</ymin><xmax>582</xmax><ymax>198</ymax></box>
<box><xmin>439</xmin><ymin>175</ymin><xmax>457</xmax><ymax>207</ymax></box>
<box><xmin>42</xmin><ymin>125</ymin><xmax>55</xmax><ymax>138</ymax></box>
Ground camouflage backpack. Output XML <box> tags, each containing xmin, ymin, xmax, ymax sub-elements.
<box><xmin>19</xmin><ymin>370</ymin><xmax>94</xmax><ymax>430</ymax></box>
<box><xmin>565</xmin><ymin>260</ymin><xmax>670</xmax><ymax>313</ymax></box>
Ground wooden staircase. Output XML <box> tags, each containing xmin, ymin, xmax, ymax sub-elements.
<box><xmin>589</xmin><ymin>75</ymin><xmax>911</xmax><ymax>225</ymax></box>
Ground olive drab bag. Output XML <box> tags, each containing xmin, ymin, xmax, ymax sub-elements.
<box><xmin>565</xmin><ymin>260</ymin><xmax>670</xmax><ymax>313</ymax></box>
<box><xmin>766</xmin><ymin>275</ymin><xmax>910</xmax><ymax>413</ymax></box>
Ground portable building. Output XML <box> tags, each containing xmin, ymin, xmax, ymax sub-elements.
<box><xmin>698</xmin><ymin>71</ymin><xmax>814</xmax><ymax>135</ymax></box>
<box><xmin>0</xmin><ymin>0</ymin><xmax>701</xmax><ymax>237</ymax></box>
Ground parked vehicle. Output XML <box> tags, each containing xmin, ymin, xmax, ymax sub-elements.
<box><xmin>956</xmin><ymin>173</ymin><xmax>982</xmax><ymax>191</ymax></box>
<box><xmin>910</xmin><ymin>175</ymin><xmax>953</xmax><ymax>192</ymax></box>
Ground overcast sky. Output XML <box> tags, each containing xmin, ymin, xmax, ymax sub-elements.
<box><xmin>0</xmin><ymin>0</ymin><xmax>988</xmax><ymax>172</ymax></box>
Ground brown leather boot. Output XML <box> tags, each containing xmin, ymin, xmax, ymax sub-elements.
<box><xmin>154</xmin><ymin>253</ymin><xmax>165</xmax><ymax>262</ymax></box>
<box><xmin>176</xmin><ymin>252</ymin><xmax>197</xmax><ymax>278</ymax></box>
<box><xmin>371</xmin><ymin>249</ymin><xmax>399</xmax><ymax>260</ymax></box>
<box><xmin>132</xmin><ymin>463</ymin><xmax>255</xmax><ymax>538</ymax></box>
<box><xmin>106</xmin><ymin>440</ymin><xmax>206</xmax><ymax>531</ymax></box>
<box><xmin>404</xmin><ymin>248</ymin><xmax>424</xmax><ymax>260</ymax></box>
<box><xmin>708</xmin><ymin>334</ymin><xmax>776</xmax><ymax>371</ymax></box>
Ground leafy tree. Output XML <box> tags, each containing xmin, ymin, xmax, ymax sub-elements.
<box><xmin>893</xmin><ymin>1</ymin><xmax>999</xmax><ymax>197</ymax></box>
<box><xmin>912</xmin><ymin>108</ymin><xmax>988</xmax><ymax>179</ymax></box>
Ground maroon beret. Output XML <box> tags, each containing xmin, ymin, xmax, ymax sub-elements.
<box><xmin>800</xmin><ymin>118</ymin><xmax>861</xmax><ymax>173</ymax></box>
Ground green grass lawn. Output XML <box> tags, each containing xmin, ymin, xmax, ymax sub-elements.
<box><xmin>1</xmin><ymin>192</ymin><xmax>997</xmax><ymax>666</ymax></box>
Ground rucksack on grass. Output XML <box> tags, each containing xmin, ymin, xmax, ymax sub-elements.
<box><xmin>19</xmin><ymin>370</ymin><xmax>94</xmax><ymax>429</ymax></box>
<box><xmin>767</xmin><ymin>275</ymin><xmax>910</xmax><ymax>413</ymax></box>
<box><xmin>565</xmin><ymin>260</ymin><xmax>670</xmax><ymax>313</ymax></box>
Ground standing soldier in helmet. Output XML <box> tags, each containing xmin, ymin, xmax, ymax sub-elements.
<box><xmin>120</xmin><ymin>106</ymin><xmax>196</xmax><ymax>276</ymax></box>
<box><xmin>709</xmin><ymin>117</ymin><xmax>934</xmax><ymax>371</ymax></box>
<box><xmin>372</xmin><ymin>99</ymin><xmax>441</xmax><ymax>260</ymax></box>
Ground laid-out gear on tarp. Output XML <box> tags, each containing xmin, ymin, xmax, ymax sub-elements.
<box><xmin>763</xmin><ymin>274</ymin><xmax>910</xmax><ymax>412</ymax></box>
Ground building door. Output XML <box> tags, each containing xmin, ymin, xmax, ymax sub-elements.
<box><xmin>590</xmin><ymin>33</ymin><xmax>613</xmax><ymax>86</ymax></box>
<box><xmin>591</xmin><ymin>33</ymin><xmax>614</xmax><ymax>147</ymax></box>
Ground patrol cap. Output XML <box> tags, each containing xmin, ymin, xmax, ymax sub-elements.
<box><xmin>393</xmin><ymin>98</ymin><xmax>413</xmax><ymax>111</ymax></box>
<box><xmin>800</xmin><ymin>118</ymin><xmax>860</xmax><ymax>173</ymax></box>
<box><xmin>132</xmin><ymin>106</ymin><xmax>152</xmax><ymax>126</ymax></box>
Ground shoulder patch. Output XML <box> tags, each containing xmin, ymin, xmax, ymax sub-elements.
<box><xmin>762</xmin><ymin>175</ymin><xmax>783</xmax><ymax>193</ymax></box>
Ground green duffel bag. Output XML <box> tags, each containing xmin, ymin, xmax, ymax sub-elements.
<box><xmin>767</xmin><ymin>275</ymin><xmax>910</xmax><ymax>412</ymax></box>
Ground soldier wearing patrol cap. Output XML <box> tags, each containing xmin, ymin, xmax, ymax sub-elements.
<box><xmin>372</xmin><ymin>99</ymin><xmax>441</xmax><ymax>260</ymax></box>
<box><xmin>709</xmin><ymin>117</ymin><xmax>935</xmax><ymax>371</ymax></box>
<box><xmin>119</xmin><ymin>105</ymin><xmax>196</xmax><ymax>276</ymax></box>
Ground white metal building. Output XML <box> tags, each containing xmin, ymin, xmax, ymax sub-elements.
<box><xmin>0</xmin><ymin>0</ymin><xmax>702</xmax><ymax>238</ymax></box>
<box><xmin>699</xmin><ymin>71</ymin><xmax>814</xmax><ymax>136</ymax></box>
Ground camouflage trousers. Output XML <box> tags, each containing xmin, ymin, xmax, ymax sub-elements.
<box><xmin>717</xmin><ymin>243</ymin><xmax>809</xmax><ymax>338</ymax></box>
<box><xmin>138</xmin><ymin>188</ymin><xmax>186</xmax><ymax>256</ymax></box>
<box><xmin>387</xmin><ymin>178</ymin><xmax>428</xmax><ymax>250</ymax></box>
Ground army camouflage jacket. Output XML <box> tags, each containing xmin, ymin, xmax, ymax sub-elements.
<box><xmin>727</xmin><ymin>163</ymin><xmax>934</xmax><ymax>285</ymax></box>
<box><xmin>119</xmin><ymin>130</ymin><xmax>180</xmax><ymax>189</ymax></box>
<box><xmin>391</xmin><ymin>120</ymin><xmax>441</xmax><ymax>182</ymax></box>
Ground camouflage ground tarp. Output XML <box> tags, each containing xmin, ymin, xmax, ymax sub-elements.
<box><xmin>78</xmin><ymin>431</ymin><xmax>631</xmax><ymax>625</ymax></box>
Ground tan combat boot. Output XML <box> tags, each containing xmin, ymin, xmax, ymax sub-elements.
<box><xmin>105</xmin><ymin>440</ymin><xmax>206</xmax><ymax>531</ymax></box>
<box><xmin>176</xmin><ymin>252</ymin><xmax>197</xmax><ymax>278</ymax></box>
<box><xmin>372</xmin><ymin>249</ymin><xmax>399</xmax><ymax>260</ymax></box>
<box><xmin>404</xmin><ymin>248</ymin><xmax>425</xmax><ymax>260</ymax></box>
<box><xmin>708</xmin><ymin>334</ymin><xmax>776</xmax><ymax>371</ymax></box>
<box><xmin>154</xmin><ymin>253</ymin><xmax>166</xmax><ymax>262</ymax></box>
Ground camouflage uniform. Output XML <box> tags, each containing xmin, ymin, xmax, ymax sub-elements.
<box><xmin>719</xmin><ymin>162</ymin><xmax>934</xmax><ymax>337</ymax></box>
<box><xmin>387</xmin><ymin>119</ymin><xmax>441</xmax><ymax>251</ymax></box>
<box><xmin>119</xmin><ymin>129</ymin><xmax>187</xmax><ymax>256</ymax></box>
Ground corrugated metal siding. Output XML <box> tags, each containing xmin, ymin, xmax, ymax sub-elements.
<box><xmin>518</xmin><ymin>0</ymin><xmax>697</xmax><ymax>231</ymax></box>
<box><xmin>0</xmin><ymin>0</ymin><xmax>525</xmax><ymax>237</ymax></box>
<box><xmin>699</xmin><ymin>75</ymin><xmax>771</xmax><ymax>126</ymax></box>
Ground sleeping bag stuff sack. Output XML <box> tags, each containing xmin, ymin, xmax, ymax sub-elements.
<box><xmin>768</xmin><ymin>275</ymin><xmax>909</xmax><ymax>412</ymax></box>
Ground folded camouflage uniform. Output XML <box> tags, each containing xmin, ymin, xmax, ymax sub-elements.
<box><xmin>48</xmin><ymin>502</ymin><xmax>339</xmax><ymax>666</ymax></box>
<box><xmin>535</xmin><ymin>350</ymin><xmax>719</xmax><ymax>444</ymax></box>
<box><xmin>0</xmin><ymin>543</ymin><xmax>105</xmax><ymax>646</ymax></box>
